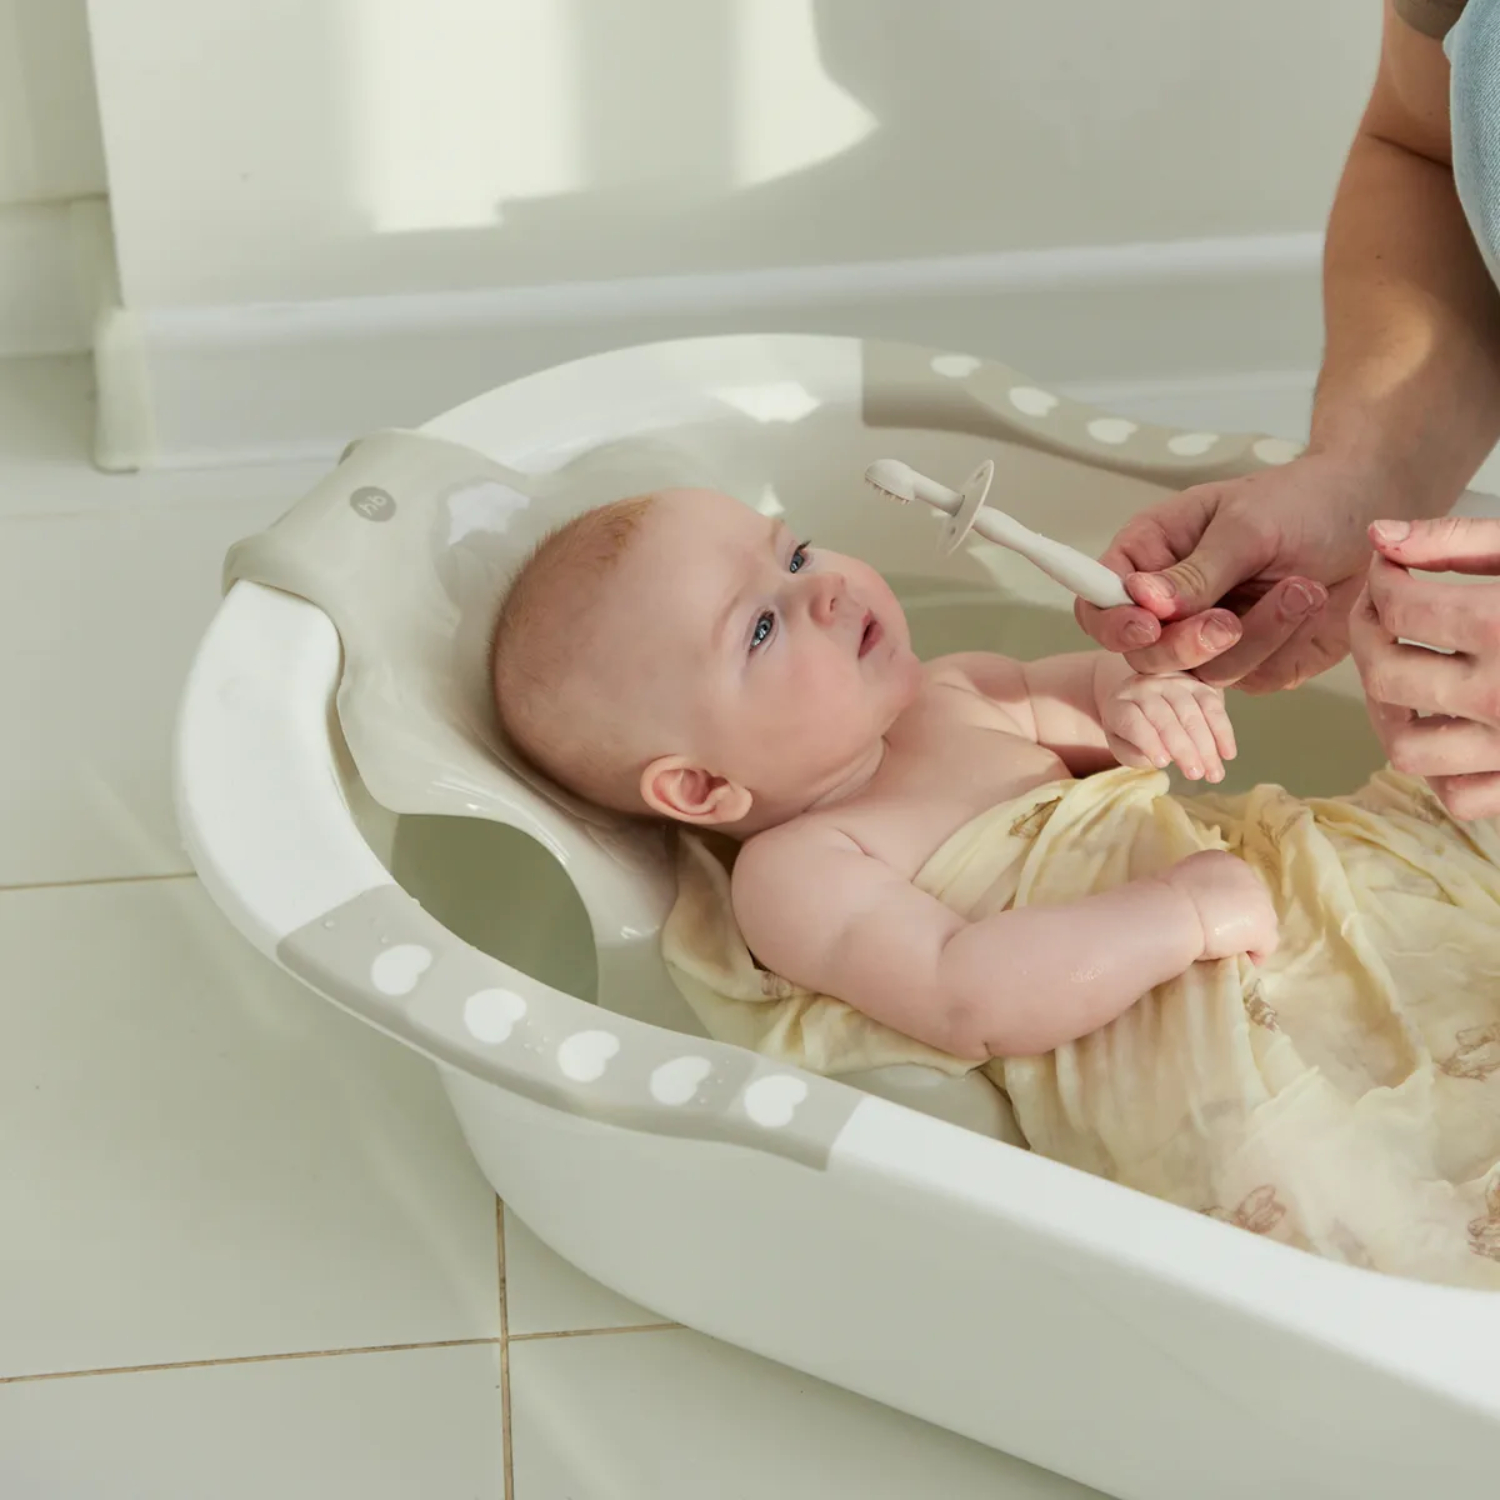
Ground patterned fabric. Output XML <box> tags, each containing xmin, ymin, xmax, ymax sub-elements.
<box><xmin>666</xmin><ymin>766</ymin><xmax>1500</xmax><ymax>1288</ymax></box>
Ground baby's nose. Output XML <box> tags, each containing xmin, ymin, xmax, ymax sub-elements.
<box><xmin>808</xmin><ymin>572</ymin><xmax>845</xmax><ymax>624</ymax></box>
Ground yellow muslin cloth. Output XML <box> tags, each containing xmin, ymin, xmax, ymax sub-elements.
<box><xmin>663</xmin><ymin>766</ymin><xmax>1500</xmax><ymax>1287</ymax></box>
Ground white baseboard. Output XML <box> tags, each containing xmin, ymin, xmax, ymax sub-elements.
<box><xmin>0</xmin><ymin>198</ymin><xmax>98</xmax><ymax>357</ymax></box>
<box><xmin>81</xmin><ymin>212</ymin><xmax>1327</xmax><ymax>471</ymax></box>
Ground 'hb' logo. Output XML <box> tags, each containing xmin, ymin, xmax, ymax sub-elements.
<box><xmin>350</xmin><ymin>486</ymin><xmax>396</xmax><ymax>522</ymax></box>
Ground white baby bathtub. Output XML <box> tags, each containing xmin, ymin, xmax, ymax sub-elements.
<box><xmin>175</xmin><ymin>334</ymin><xmax>1500</xmax><ymax>1499</ymax></box>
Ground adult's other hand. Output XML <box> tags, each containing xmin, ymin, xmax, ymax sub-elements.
<box><xmin>1351</xmin><ymin>515</ymin><xmax>1500</xmax><ymax>819</ymax></box>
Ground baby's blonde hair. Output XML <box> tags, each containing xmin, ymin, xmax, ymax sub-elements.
<box><xmin>490</xmin><ymin>494</ymin><xmax>657</xmax><ymax>809</ymax></box>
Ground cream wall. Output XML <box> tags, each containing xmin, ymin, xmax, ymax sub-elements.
<box><xmin>0</xmin><ymin>0</ymin><xmax>104</xmax><ymax>354</ymax></box>
<box><xmin>87</xmin><ymin>0</ymin><xmax>1384</xmax><ymax>311</ymax></box>
<box><xmin>0</xmin><ymin>0</ymin><xmax>104</xmax><ymax>206</ymax></box>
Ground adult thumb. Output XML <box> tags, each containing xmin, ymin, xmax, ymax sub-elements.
<box><xmin>1129</xmin><ymin>514</ymin><xmax>1262</xmax><ymax>619</ymax></box>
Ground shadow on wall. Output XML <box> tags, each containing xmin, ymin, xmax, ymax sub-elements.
<box><xmin>0</xmin><ymin>0</ymin><xmax>106</xmax><ymax>204</ymax></box>
<box><xmin>334</xmin><ymin>0</ymin><xmax>1361</xmax><ymax>278</ymax></box>
<box><xmin>90</xmin><ymin>0</ymin><xmax>1379</xmax><ymax>309</ymax></box>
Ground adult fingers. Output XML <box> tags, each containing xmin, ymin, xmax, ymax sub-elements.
<box><xmin>1075</xmin><ymin>595</ymin><xmax>1165</xmax><ymax>655</ymax></box>
<box><xmin>1365</xmin><ymin>554</ymin><xmax>1500</xmax><ymax>656</ymax></box>
<box><xmin>1370</xmin><ymin>516</ymin><xmax>1500</xmax><ymax>574</ymax></box>
<box><xmin>1124</xmin><ymin>501</ymin><xmax>1278</xmax><ymax>622</ymax></box>
<box><xmin>1348</xmin><ymin>573</ymin><xmax>1458</xmax><ymax>716</ymax></box>
<box><xmin>1075</xmin><ymin>505</ymin><xmax>1207</xmax><ymax>650</ymax></box>
<box><xmin>1430</xmin><ymin>771</ymin><xmax>1500</xmax><ymax>821</ymax></box>
<box><xmin>1356</xmin><ymin>560</ymin><xmax>1500</xmax><ymax>723</ymax></box>
<box><xmin>1357</xmin><ymin>634</ymin><xmax>1487</xmax><ymax>719</ymax></box>
<box><xmin>1233</xmin><ymin>575</ymin><xmax>1361</xmax><ymax>694</ymax></box>
<box><xmin>1346</xmin><ymin>575</ymin><xmax>1387</xmax><ymax>674</ymax></box>
<box><xmin>1380</xmin><ymin>715</ymin><xmax>1500</xmax><ymax>779</ymax></box>
<box><xmin>1116</xmin><ymin>610</ymin><xmax>1244</xmax><ymax>677</ymax></box>
<box><xmin>1364</xmin><ymin>693</ymin><xmax>1416</xmax><ymax>753</ymax></box>
<box><xmin>1191</xmin><ymin>578</ymin><xmax>1328</xmax><ymax>689</ymax></box>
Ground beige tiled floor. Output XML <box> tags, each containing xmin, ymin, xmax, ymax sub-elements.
<box><xmin>0</xmin><ymin>355</ymin><xmax>1107</xmax><ymax>1496</ymax></box>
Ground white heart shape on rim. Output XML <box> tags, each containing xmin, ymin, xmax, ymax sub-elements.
<box><xmin>1167</xmin><ymin>431</ymin><xmax>1219</xmax><ymax>457</ymax></box>
<box><xmin>930</xmin><ymin>353</ymin><xmax>981</xmax><ymax>379</ymax></box>
<box><xmin>464</xmin><ymin>988</ymin><xmax>528</xmax><ymax>1044</ymax></box>
<box><xmin>1251</xmin><ymin>436</ymin><xmax>1304</xmax><ymax>467</ymax></box>
<box><xmin>370</xmin><ymin>944</ymin><xmax>433</xmax><ymax>997</ymax></box>
<box><xmin>650</xmin><ymin>1055</ymin><xmax>713</xmax><ymax>1107</ymax></box>
<box><xmin>557</xmin><ymin>1030</ymin><xmax>621</xmax><ymax>1083</ymax></box>
<box><xmin>1009</xmin><ymin>386</ymin><xmax>1059</xmax><ymax>418</ymax></box>
<box><xmin>1086</xmin><ymin>417</ymin><xmax>1138</xmax><ymax>445</ymax></box>
<box><xmin>743</xmin><ymin>1074</ymin><xmax>810</xmax><ymax>1129</ymax></box>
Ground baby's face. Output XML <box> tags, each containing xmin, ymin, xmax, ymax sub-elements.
<box><xmin>595</xmin><ymin>488</ymin><xmax>922</xmax><ymax>821</ymax></box>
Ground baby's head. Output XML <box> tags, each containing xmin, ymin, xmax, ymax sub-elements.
<box><xmin>490</xmin><ymin>487</ymin><xmax>921</xmax><ymax>832</ymax></box>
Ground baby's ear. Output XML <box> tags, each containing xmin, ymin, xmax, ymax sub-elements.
<box><xmin>640</xmin><ymin>757</ymin><xmax>752</xmax><ymax>826</ymax></box>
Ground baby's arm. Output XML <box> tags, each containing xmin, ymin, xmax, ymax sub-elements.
<box><xmin>950</xmin><ymin>650</ymin><xmax>1237</xmax><ymax>783</ymax></box>
<box><xmin>733</xmin><ymin>827</ymin><xmax>1277</xmax><ymax>1058</ymax></box>
<box><xmin>951</xmin><ymin>650</ymin><xmax>1130</xmax><ymax>775</ymax></box>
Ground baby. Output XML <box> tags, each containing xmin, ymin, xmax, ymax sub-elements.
<box><xmin>494</xmin><ymin>485</ymin><xmax>1500</xmax><ymax>1286</ymax></box>
<box><xmin>491</xmin><ymin>485</ymin><xmax>1279</xmax><ymax>1059</ymax></box>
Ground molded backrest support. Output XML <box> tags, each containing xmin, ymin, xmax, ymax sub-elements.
<box><xmin>222</xmin><ymin>427</ymin><xmax>681</xmax><ymax>944</ymax></box>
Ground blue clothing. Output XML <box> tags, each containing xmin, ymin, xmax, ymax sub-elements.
<box><xmin>1449</xmin><ymin>0</ymin><xmax>1500</xmax><ymax>287</ymax></box>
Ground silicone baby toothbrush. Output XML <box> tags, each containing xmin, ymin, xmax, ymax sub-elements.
<box><xmin>864</xmin><ymin>457</ymin><xmax>1132</xmax><ymax>610</ymax></box>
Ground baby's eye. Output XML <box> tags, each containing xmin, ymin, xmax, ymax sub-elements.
<box><xmin>750</xmin><ymin>611</ymin><xmax>775</xmax><ymax>651</ymax></box>
<box><xmin>789</xmin><ymin>540</ymin><xmax>812</xmax><ymax>573</ymax></box>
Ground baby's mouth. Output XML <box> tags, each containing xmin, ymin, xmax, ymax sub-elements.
<box><xmin>858</xmin><ymin>611</ymin><xmax>882</xmax><ymax>657</ymax></box>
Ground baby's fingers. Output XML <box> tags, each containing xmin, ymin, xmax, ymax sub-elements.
<box><xmin>1107</xmin><ymin>705</ymin><xmax>1169</xmax><ymax>770</ymax></box>
<box><xmin>1199</xmin><ymin>689</ymin><xmax>1237</xmax><ymax>764</ymax></box>
<box><xmin>1169</xmin><ymin>687</ymin><xmax>1229</xmax><ymax>781</ymax></box>
<box><xmin>1144</xmin><ymin>696</ymin><xmax>1218</xmax><ymax>782</ymax></box>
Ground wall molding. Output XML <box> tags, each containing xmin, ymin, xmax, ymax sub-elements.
<box><xmin>82</xmin><ymin>214</ymin><xmax>1327</xmax><ymax>471</ymax></box>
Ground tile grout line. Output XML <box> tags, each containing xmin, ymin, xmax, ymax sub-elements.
<box><xmin>0</xmin><ymin>870</ymin><xmax>196</xmax><ymax>896</ymax></box>
<box><xmin>0</xmin><ymin>1321</ymin><xmax>685</xmax><ymax>1391</ymax></box>
<box><xmin>497</xmin><ymin>1199</ymin><xmax>515</xmax><ymax>1500</ymax></box>
<box><xmin>0</xmin><ymin>1337</ymin><xmax>498</xmax><ymax>1387</ymax></box>
<box><xmin>509</xmin><ymin>1322</ymin><xmax>681</xmax><ymax>1344</ymax></box>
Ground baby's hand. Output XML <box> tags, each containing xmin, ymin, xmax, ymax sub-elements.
<box><xmin>1158</xmin><ymin>850</ymin><xmax>1279</xmax><ymax>964</ymax></box>
<box><xmin>1102</xmin><ymin>672</ymin><xmax>1236</xmax><ymax>783</ymax></box>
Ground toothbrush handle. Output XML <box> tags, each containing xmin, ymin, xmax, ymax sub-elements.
<box><xmin>970</xmin><ymin>512</ymin><xmax>1132</xmax><ymax>610</ymax></box>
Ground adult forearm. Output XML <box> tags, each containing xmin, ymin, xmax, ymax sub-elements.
<box><xmin>1310</xmin><ymin>130</ymin><xmax>1500</xmax><ymax>515</ymax></box>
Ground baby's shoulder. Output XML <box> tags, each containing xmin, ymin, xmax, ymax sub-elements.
<box><xmin>920</xmin><ymin>649</ymin><xmax>1022</xmax><ymax>694</ymax></box>
<box><xmin>733</xmin><ymin>817</ymin><xmax>861</xmax><ymax>891</ymax></box>
<box><xmin>915</xmin><ymin>651</ymin><xmax>1030</xmax><ymax>720</ymax></box>
<box><xmin>730</xmin><ymin>817</ymin><xmax>872</xmax><ymax>932</ymax></box>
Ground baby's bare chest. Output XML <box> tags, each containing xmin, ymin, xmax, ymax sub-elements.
<box><xmin>827</xmin><ymin>686</ymin><xmax>1072</xmax><ymax>878</ymax></box>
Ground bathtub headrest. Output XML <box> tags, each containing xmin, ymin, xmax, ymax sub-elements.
<box><xmin>222</xmin><ymin>427</ymin><xmax>708</xmax><ymax>922</ymax></box>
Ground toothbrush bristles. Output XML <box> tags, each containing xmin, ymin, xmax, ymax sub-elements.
<box><xmin>864</xmin><ymin>475</ymin><xmax>910</xmax><ymax>503</ymax></box>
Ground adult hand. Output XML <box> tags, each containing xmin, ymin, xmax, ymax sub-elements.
<box><xmin>1076</xmin><ymin>453</ymin><xmax>1397</xmax><ymax>693</ymax></box>
<box><xmin>1349</xmin><ymin>515</ymin><xmax>1500</xmax><ymax>820</ymax></box>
